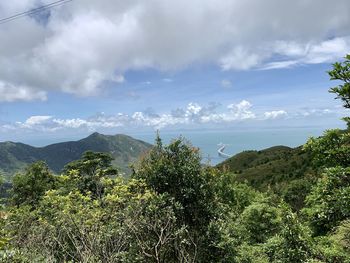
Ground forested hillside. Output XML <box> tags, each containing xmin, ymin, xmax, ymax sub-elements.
<box><xmin>217</xmin><ymin>145</ymin><xmax>315</xmax><ymax>190</ymax></box>
<box><xmin>0</xmin><ymin>55</ymin><xmax>350</xmax><ymax>262</ymax></box>
<box><xmin>0</xmin><ymin>132</ymin><xmax>151</xmax><ymax>179</ymax></box>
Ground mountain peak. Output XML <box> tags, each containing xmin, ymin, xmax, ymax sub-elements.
<box><xmin>0</xmin><ymin>133</ymin><xmax>152</xmax><ymax>180</ymax></box>
<box><xmin>89</xmin><ymin>132</ymin><xmax>102</xmax><ymax>137</ymax></box>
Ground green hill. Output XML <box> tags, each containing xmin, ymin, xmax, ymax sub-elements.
<box><xmin>0</xmin><ymin>133</ymin><xmax>152</xmax><ymax>180</ymax></box>
<box><xmin>216</xmin><ymin>145</ymin><xmax>316</xmax><ymax>191</ymax></box>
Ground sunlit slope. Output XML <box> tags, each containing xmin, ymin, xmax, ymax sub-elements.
<box><xmin>216</xmin><ymin>145</ymin><xmax>315</xmax><ymax>191</ymax></box>
<box><xmin>0</xmin><ymin>133</ymin><xmax>152</xmax><ymax>180</ymax></box>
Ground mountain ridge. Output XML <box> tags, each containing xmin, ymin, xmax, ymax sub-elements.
<box><xmin>216</xmin><ymin>144</ymin><xmax>315</xmax><ymax>192</ymax></box>
<box><xmin>0</xmin><ymin>133</ymin><xmax>152</xmax><ymax>180</ymax></box>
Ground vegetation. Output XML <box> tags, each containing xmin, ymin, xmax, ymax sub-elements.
<box><xmin>0</xmin><ymin>133</ymin><xmax>151</xmax><ymax>181</ymax></box>
<box><xmin>0</xmin><ymin>55</ymin><xmax>350</xmax><ymax>262</ymax></box>
<box><xmin>216</xmin><ymin>146</ymin><xmax>315</xmax><ymax>191</ymax></box>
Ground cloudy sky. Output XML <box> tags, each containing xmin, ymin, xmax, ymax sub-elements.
<box><xmin>0</xmin><ymin>0</ymin><xmax>349</xmax><ymax>144</ymax></box>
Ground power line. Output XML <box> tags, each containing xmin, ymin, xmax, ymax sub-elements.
<box><xmin>0</xmin><ymin>0</ymin><xmax>73</xmax><ymax>25</ymax></box>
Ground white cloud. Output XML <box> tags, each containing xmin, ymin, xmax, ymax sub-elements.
<box><xmin>227</xmin><ymin>100</ymin><xmax>256</xmax><ymax>120</ymax></box>
<box><xmin>53</xmin><ymin>118</ymin><xmax>88</xmax><ymax>129</ymax></box>
<box><xmin>186</xmin><ymin>103</ymin><xmax>202</xmax><ymax>115</ymax></box>
<box><xmin>293</xmin><ymin>108</ymin><xmax>338</xmax><ymax>118</ymax></box>
<box><xmin>0</xmin><ymin>81</ymin><xmax>47</xmax><ymax>102</ymax></box>
<box><xmin>1</xmin><ymin>0</ymin><xmax>350</xmax><ymax>101</ymax></box>
<box><xmin>10</xmin><ymin>115</ymin><xmax>55</xmax><ymax>131</ymax></box>
<box><xmin>4</xmin><ymin>101</ymin><xmax>347</xmax><ymax>132</ymax></box>
<box><xmin>220</xmin><ymin>48</ymin><xmax>263</xmax><ymax>70</ymax></box>
<box><xmin>262</xmin><ymin>37</ymin><xmax>350</xmax><ymax>70</ymax></box>
<box><xmin>261</xmin><ymin>60</ymin><xmax>299</xmax><ymax>70</ymax></box>
<box><xmin>5</xmin><ymin>100</ymin><xmax>257</xmax><ymax>131</ymax></box>
<box><xmin>263</xmin><ymin>110</ymin><xmax>288</xmax><ymax>120</ymax></box>
<box><xmin>25</xmin><ymin>115</ymin><xmax>52</xmax><ymax>126</ymax></box>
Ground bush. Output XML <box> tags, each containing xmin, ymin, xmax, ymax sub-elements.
<box><xmin>303</xmin><ymin>167</ymin><xmax>350</xmax><ymax>235</ymax></box>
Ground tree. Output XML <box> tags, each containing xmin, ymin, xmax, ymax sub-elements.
<box><xmin>132</xmin><ymin>136</ymin><xmax>216</xmax><ymax>230</ymax></box>
<box><xmin>264</xmin><ymin>205</ymin><xmax>313</xmax><ymax>263</ymax></box>
<box><xmin>11</xmin><ymin>161</ymin><xmax>56</xmax><ymax>207</ymax></box>
<box><xmin>282</xmin><ymin>178</ymin><xmax>312</xmax><ymax>211</ymax></box>
<box><xmin>313</xmin><ymin>224</ymin><xmax>350</xmax><ymax>263</ymax></box>
<box><xmin>6</xmin><ymin>178</ymin><xmax>197</xmax><ymax>262</ymax></box>
<box><xmin>214</xmin><ymin>172</ymin><xmax>258</xmax><ymax>215</ymax></box>
<box><xmin>237</xmin><ymin>198</ymin><xmax>283</xmax><ymax>244</ymax></box>
<box><xmin>328</xmin><ymin>54</ymin><xmax>350</xmax><ymax>109</ymax></box>
<box><xmin>304</xmin><ymin>129</ymin><xmax>350</xmax><ymax>168</ymax></box>
<box><xmin>303</xmin><ymin>167</ymin><xmax>350</xmax><ymax>235</ymax></box>
<box><xmin>331</xmin><ymin>220</ymin><xmax>350</xmax><ymax>254</ymax></box>
<box><xmin>63</xmin><ymin>151</ymin><xmax>118</xmax><ymax>198</ymax></box>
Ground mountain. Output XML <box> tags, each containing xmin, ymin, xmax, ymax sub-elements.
<box><xmin>0</xmin><ymin>133</ymin><xmax>152</xmax><ymax>180</ymax></box>
<box><xmin>216</xmin><ymin>145</ymin><xmax>316</xmax><ymax>191</ymax></box>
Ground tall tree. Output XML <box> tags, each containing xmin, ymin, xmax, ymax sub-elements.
<box><xmin>63</xmin><ymin>151</ymin><xmax>118</xmax><ymax>198</ymax></box>
<box><xmin>328</xmin><ymin>54</ymin><xmax>350</xmax><ymax>109</ymax></box>
<box><xmin>11</xmin><ymin>161</ymin><xmax>56</xmax><ymax>207</ymax></box>
<box><xmin>133</xmin><ymin>136</ymin><xmax>216</xmax><ymax>229</ymax></box>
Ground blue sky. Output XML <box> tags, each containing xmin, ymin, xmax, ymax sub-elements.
<box><xmin>0</xmin><ymin>0</ymin><xmax>349</xmax><ymax>145</ymax></box>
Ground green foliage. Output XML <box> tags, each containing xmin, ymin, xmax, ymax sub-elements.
<box><xmin>0</xmin><ymin>207</ymin><xmax>9</xmax><ymax>254</ymax></box>
<box><xmin>201</xmin><ymin>179</ymin><xmax>260</xmax><ymax>262</ymax></box>
<box><xmin>10</xmin><ymin>161</ymin><xmax>56</xmax><ymax>207</ymax></box>
<box><xmin>0</xmin><ymin>133</ymin><xmax>152</xmax><ymax>180</ymax></box>
<box><xmin>63</xmin><ymin>151</ymin><xmax>118</xmax><ymax>198</ymax></box>
<box><xmin>313</xmin><ymin>235</ymin><xmax>350</xmax><ymax>263</ymax></box>
<box><xmin>282</xmin><ymin>178</ymin><xmax>313</xmax><ymax>211</ymax></box>
<box><xmin>333</xmin><ymin>220</ymin><xmax>350</xmax><ymax>252</ymax></box>
<box><xmin>217</xmin><ymin>146</ymin><xmax>314</xmax><ymax>192</ymax></box>
<box><xmin>0</xmin><ymin>174</ymin><xmax>5</xmax><ymax>200</ymax></box>
<box><xmin>304</xmin><ymin>129</ymin><xmax>350</xmax><ymax>168</ymax></box>
<box><xmin>235</xmin><ymin>243</ymin><xmax>270</xmax><ymax>263</ymax></box>
<box><xmin>303</xmin><ymin>167</ymin><xmax>350</xmax><ymax>235</ymax></box>
<box><xmin>215</xmin><ymin>172</ymin><xmax>258</xmax><ymax>215</ymax></box>
<box><xmin>328</xmin><ymin>54</ymin><xmax>350</xmax><ymax>109</ymax></box>
<box><xmin>133</xmin><ymin>136</ymin><xmax>216</xmax><ymax>229</ymax></box>
<box><xmin>264</xmin><ymin>206</ymin><xmax>313</xmax><ymax>263</ymax></box>
<box><xmin>237</xmin><ymin>198</ymin><xmax>283</xmax><ymax>244</ymax></box>
<box><xmin>5</xmin><ymin>179</ymin><xmax>197</xmax><ymax>262</ymax></box>
<box><xmin>2</xmin><ymin>55</ymin><xmax>350</xmax><ymax>261</ymax></box>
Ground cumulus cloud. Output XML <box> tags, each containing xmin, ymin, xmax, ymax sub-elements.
<box><xmin>53</xmin><ymin>118</ymin><xmax>88</xmax><ymax>129</ymax></box>
<box><xmin>1</xmin><ymin>0</ymin><xmax>350</xmax><ymax>101</ymax></box>
<box><xmin>25</xmin><ymin>115</ymin><xmax>52</xmax><ymax>126</ymax></box>
<box><xmin>9</xmin><ymin>115</ymin><xmax>55</xmax><ymax>131</ymax></box>
<box><xmin>2</xmin><ymin>100</ymin><xmax>257</xmax><ymax>131</ymax></box>
<box><xmin>263</xmin><ymin>110</ymin><xmax>288</xmax><ymax>120</ymax></box>
<box><xmin>3</xmin><ymin>101</ymin><xmax>346</xmax><ymax>133</ymax></box>
<box><xmin>227</xmin><ymin>100</ymin><xmax>256</xmax><ymax>120</ymax></box>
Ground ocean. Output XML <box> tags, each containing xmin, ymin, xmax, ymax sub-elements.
<box><xmin>131</xmin><ymin>127</ymin><xmax>326</xmax><ymax>165</ymax></box>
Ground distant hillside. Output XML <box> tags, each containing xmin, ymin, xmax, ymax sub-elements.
<box><xmin>216</xmin><ymin>145</ymin><xmax>316</xmax><ymax>191</ymax></box>
<box><xmin>0</xmin><ymin>133</ymin><xmax>152</xmax><ymax>180</ymax></box>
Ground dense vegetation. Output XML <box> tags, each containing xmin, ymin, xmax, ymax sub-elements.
<box><xmin>0</xmin><ymin>55</ymin><xmax>350</xmax><ymax>262</ymax></box>
<box><xmin>216</xmin><ymin>145</ymin><xmax>317</xmax><ymax>211</ymax></box>
<box><xmin>0</xmin><ymin>133</ymin><xmax>151</xmax><ymax>180</ymax></box>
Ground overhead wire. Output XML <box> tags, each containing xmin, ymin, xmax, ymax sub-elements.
<box><xmin>0</xmin><ymin>0</ymin><xmax>73</xmax><ymax>25</ymax></box>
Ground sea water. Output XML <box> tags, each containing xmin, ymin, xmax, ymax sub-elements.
<box><xmin>131</xmin><ymin>127</ymin><xmax>325</xmax><ymax>165</ymax></box>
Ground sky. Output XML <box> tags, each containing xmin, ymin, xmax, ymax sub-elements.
<box><xmin>0</xmin><ymin>0</ymin><xmax>349</xmax><ymax>145</ymax></box>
